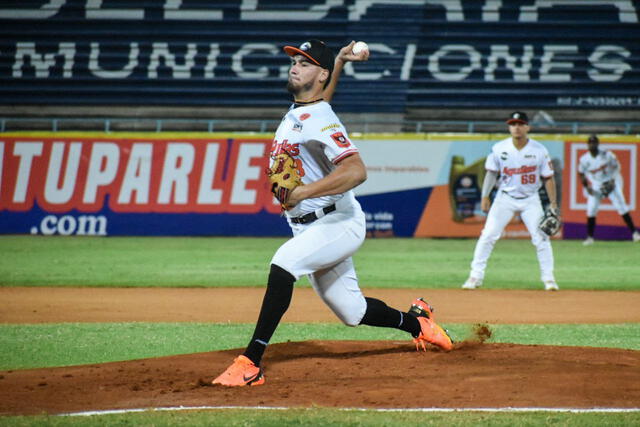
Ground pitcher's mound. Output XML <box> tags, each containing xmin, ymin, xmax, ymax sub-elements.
<box><xmin>2</xmin><ymin>339</ymin><xmax>639</xmax><ymax>415</ymax></box>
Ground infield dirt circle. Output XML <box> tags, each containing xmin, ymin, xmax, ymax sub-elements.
<box><xmin>1</xmin><ymin>287</ymin><xmax>640</xmax><ymax>415</ymax></box>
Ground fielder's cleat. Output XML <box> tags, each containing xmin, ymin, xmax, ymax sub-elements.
<box><xmin>462</xmin><ymin>276</ymin><xmax>482</xmax><ymax>289</ymax></box>
<box><xmin>544</xmin><ymin>280</ymin><xmax>559</xmax><ymax>291</ymax></box>
<box><xmin>582</xmin><ymin>237</ymin><xmax>594</xmax><ymax>246</ymax></box>
<box><xmin>408</xmin><ymin>298</ymin><xmax>454</xmax><ymax>351</ymax></box>
<box><xmin>212</xmin><ymin>355</ymin><xmax>265</xmax><ymax>387</ymax></box>
<box><xmin>633</xmin><ymin>231</ymin><xmax>640</xmax><ymax>242</ymax></box>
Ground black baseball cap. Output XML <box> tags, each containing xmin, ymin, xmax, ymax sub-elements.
<box><xmin>506</xmin><ymin>111</ymin><xmax>529</xmax><ymax>125</ymax></box>
<box><xmin>283</xmin><ymin>39</ymin><xmax>335</xmax><ymax>73</ymax></box>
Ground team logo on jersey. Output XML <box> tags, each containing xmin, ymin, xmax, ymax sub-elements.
<box><xmin>292</xmin><ymin>123</ymin><xmax>303</xmax><ymax>132</ymax></box>
<box><xmin>331</xmin><ymin>131</ymin><xmax>351</xmax><ymax>148</ymax></box>
<box><xmin>502</xmin><ymin>165</ymin><xmax>536</xmax><ymax>176</ymax></box>
<box><xmin>299</xmin><ymin>113</ymin><xmax>311</xmax><ymax>121</ymax></box>
<box><xmin>271</xmin><ymin>139</ymin><xmax>300</xmax><ymax>156</ymax></box>
<box><xmin>500</xmin><ymin>151</ymin><xmax>508</xmax><ymax>160</ymax></box>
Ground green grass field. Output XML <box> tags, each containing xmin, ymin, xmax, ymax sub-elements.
<box><xmin>1</xmin><ymin>236</ymin><xmax>639</xmax><ymax>426</ymax></box>
<box><xmin>1</xmin><ymin>323</ymin><xmax>639</xmax><ymax>371</ymax></box>
<box><xmin>1</xmin><ymin>236</ymin><xmax>639</xmax><ymax>289</ymax></box>
<box><xmin>4</xmin><ymin>409</ymin><xmax>640</xmax><ymax>427</ymax></box>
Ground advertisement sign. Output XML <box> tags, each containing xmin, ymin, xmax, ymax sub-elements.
<box><xmin>1</xmin><ymin>132</ymin><xmax>637</xmax><ymax>238</ymax></box>
<box><xmin>412</xmin><ymin>138</ymin><xmax>565</xmax><ymax>239</ymax></box>
<box><xmin>0</xmin><ymin>133</ymin><xmax>290</xmax><ymax>236</ymax></box>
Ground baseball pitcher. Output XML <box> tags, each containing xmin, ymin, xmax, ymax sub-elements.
<box><xmin>213</xmin><ymin>39</ymin><xmax>453</xmax><ymax>387</ymax></box>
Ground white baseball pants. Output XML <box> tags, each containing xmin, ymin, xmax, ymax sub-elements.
<box><xmin>271</xmin><ymin>197</ymin><xmax>368</xmax><ymax>327</ymax></box>
<box><xmin>469</xmin><ymin>191</ymin><xmax>555</xmax><ymax>283</ymax></box>
<box><xmin>584</xmin><ymin>177</ymin><xmax>629</xmax><ymax>217</ymax></box>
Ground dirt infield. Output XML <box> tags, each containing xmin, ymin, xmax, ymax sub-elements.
<box><xmin>3</xmin><ymin>287</ymin><xmax>640</xmax><ymax>324</ymax></box>
<box><xmin>1</xmin><ymin>287</ymin><xmax>640</xmax><ymax>415</ymax></box>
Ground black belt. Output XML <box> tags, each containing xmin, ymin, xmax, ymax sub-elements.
<box><xmin>290</xmin><ymin>204</ymin><xmax>336</xmax><ymax>224</ymax></box>
<box><xmin>502</xmin><ymin>191</ymin><xmax>528</xmax><ymax>200</ymax></box>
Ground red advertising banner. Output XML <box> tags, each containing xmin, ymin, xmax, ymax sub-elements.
<box><xmin>0</xmin><ymin>135</ymin><xmax>282</xmax><ymax>215</ymax></box>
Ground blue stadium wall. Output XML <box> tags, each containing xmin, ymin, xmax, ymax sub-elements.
<box><xmin>1</xmin><ymin>0</ymin><xmax>640</xmax><ymax>112</ymax></box>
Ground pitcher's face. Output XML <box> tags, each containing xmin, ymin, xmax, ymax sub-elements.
<box><xmin>287</xmin><ymin>55</ymin><xmax>327</xmax><ymax>95</ymax></box>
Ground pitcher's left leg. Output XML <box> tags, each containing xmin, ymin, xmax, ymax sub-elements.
<box><xmin>309</xmin><ymin>258</ymin><xmax>367</xmax><ymax>326</ymax></box>
<box><xmin>310</xmin><ymin>260</ymin><xmax>453</xmax><ymax>351</ymax></box>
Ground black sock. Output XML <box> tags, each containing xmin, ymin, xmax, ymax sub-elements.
<box><xmin>587</xmin><ymin>217</ymin><xmax>596</xmax><ymax>237</ymax></box>
<box><xmin>621</xmin><ymin>213</ymin><xmax>636</xmax><ymax>233</ymax></box>
<box><xmin>359</xmin><ymin>297</ymin><xmax>421</xmax><ymax>337</ymax></box>
<box><xmin>243</xmin><ymin>264</ymin><xmax>295</xmax><ymax>366</ymax></box>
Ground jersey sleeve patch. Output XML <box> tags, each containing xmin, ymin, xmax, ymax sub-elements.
<box><xmin>330</xmin><ymin>131</ymin><xmax>351</xmax><ymax>148</ymax></box>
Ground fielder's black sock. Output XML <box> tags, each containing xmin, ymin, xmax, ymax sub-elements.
<box><xmin>621</xmin><ymin>213</ymin><xmax>636</xmax><ymax>233</ymax></box>
<box><xmin>243</xmin><ymin>264</ymin><xmax>295</xmax><ymax>366</ymax></box>
<box><xmin>359</xmin><ymin>297</ymin><xmax>421</xmax><ymax>337</ymax></box>
<box><xmin>587</xmin><ymin>217</ymin><xmax>596</xmax><ymax>237</ymax></box>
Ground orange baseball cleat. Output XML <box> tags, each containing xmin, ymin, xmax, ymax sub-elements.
<box><xmin>408</xmin><ymin>298</ymin><xmax>454</xmax><ymax>351</ymax></box>
<box><xmin>212</xmin><ymin>355</ymin><xmax>265</xmax><ymax>387</ymax></box>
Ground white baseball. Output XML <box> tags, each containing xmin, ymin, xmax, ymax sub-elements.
<box><xmin>352</xmin><ymin>41</ymin><xmax>369</xmax><ymax>55</ymax></box>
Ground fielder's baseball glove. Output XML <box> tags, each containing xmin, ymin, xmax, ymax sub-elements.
<box><xmin>539</xmin><ymin>206</ymin><xmax>561</xmax><ymax>237</ymax></box>
<box><xmin>600</xmin><ymin>179</ymin><xmax>615</xmax><ymax>197</ymax></box>
<box><xmin>266</xmin><ymin>151</ymin><xmax>303</xmax><ymax>209</ymax></box>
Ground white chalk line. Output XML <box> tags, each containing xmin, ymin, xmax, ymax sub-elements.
<box><xmin>61</xmin><ymin>406</ymin><xmax>640</xmax><ymax>417</ymax></box>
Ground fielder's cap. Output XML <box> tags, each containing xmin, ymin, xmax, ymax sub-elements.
<box><xmin>283</xmin><ymin>39</ymin><xmax>334</xmax><ymax>72</ymax></box>
<box><xmin>506</xmin><ymin>111</ymin><xmax>529</xmax><ymax>125</ymax></box>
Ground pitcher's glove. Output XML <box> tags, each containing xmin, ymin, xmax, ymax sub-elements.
<box><xmin>266</xmin><ymin>151</ymin><xmax>303</xmax><ymax>209</ymax></box>
<box><xmin>600</xmin><ymin>180</ymin><xmax>615</xmax><ymax>197</ymax></box>
<box><xmin>539</xmin><ymin>206</ymin><xmax>561</xmax><ymax>237</ymax></box>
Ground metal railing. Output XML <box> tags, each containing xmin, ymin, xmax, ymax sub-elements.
<box><xmin>0</xmin><ymin>117</ymin><xmax>280</xmax><ymax>133</ymax></box>
<box><xmin>1</xmin><ymin>117</ymin><xmax>639</xmax><ymax>135</ymax></box>
<box><xmin>412</xmin><ymin>120</ymin><xmax>640</xmax><ymax>135</ymax></box>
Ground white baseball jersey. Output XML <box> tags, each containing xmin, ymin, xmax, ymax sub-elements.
<box><xmin>270</xmin><ymin>101</ymin><xmax>359</xmax><ymax>218</ymax></box>
<box><xmin>486</xmin><ymin>137</ymin><xmax>554</xmax><ymax>199</ymax></box>
<box><xmin>578</xmin><ymin>149</ymin><xmax>619</xmax><ymax>187</ymax></box>
<box><xmin>269</xmin><ymin>100</ymin><xmax>368</xmax><ymax>327</ymax></box>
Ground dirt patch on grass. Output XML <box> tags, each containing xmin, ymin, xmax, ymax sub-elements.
<box><xmin>1</xmin><ymin>340</ymin><xmax>639</xmax><ymax>415</ymax></box>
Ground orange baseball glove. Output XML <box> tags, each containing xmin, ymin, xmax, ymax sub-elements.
<box><xmin>266</xmin><ymin>151</ymin><xmax>303</xmax><ymax>209</ymax></box>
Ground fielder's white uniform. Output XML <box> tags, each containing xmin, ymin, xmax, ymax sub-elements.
<box><xmin>578</xmin><ymin>149</ymin><xmax>629</xmax><ymax>217</ymax></box>
<box><xmin>270</xmin><ymin>101</ymin><xmax>367</xmax><ymax>326</ymax></box>
<box><xmin>469</xmin><ymin>137</ymin><xmax>556</xmax><ymax>283</ymax></box>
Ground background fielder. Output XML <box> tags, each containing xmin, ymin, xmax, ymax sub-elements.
<box><xmin>212</xmin><ymin>39</ymin><xmax>452</xmax><ymax>387</ymax></box>
<box><xmin>462</xmin><ymin>111</ymin><xmax>560</xmax><ymax>291</ymax></box>
<box><xmin>578</xmin><ymin>134</ymin><xmax>640</xmax><ymax>245</ymax></box>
